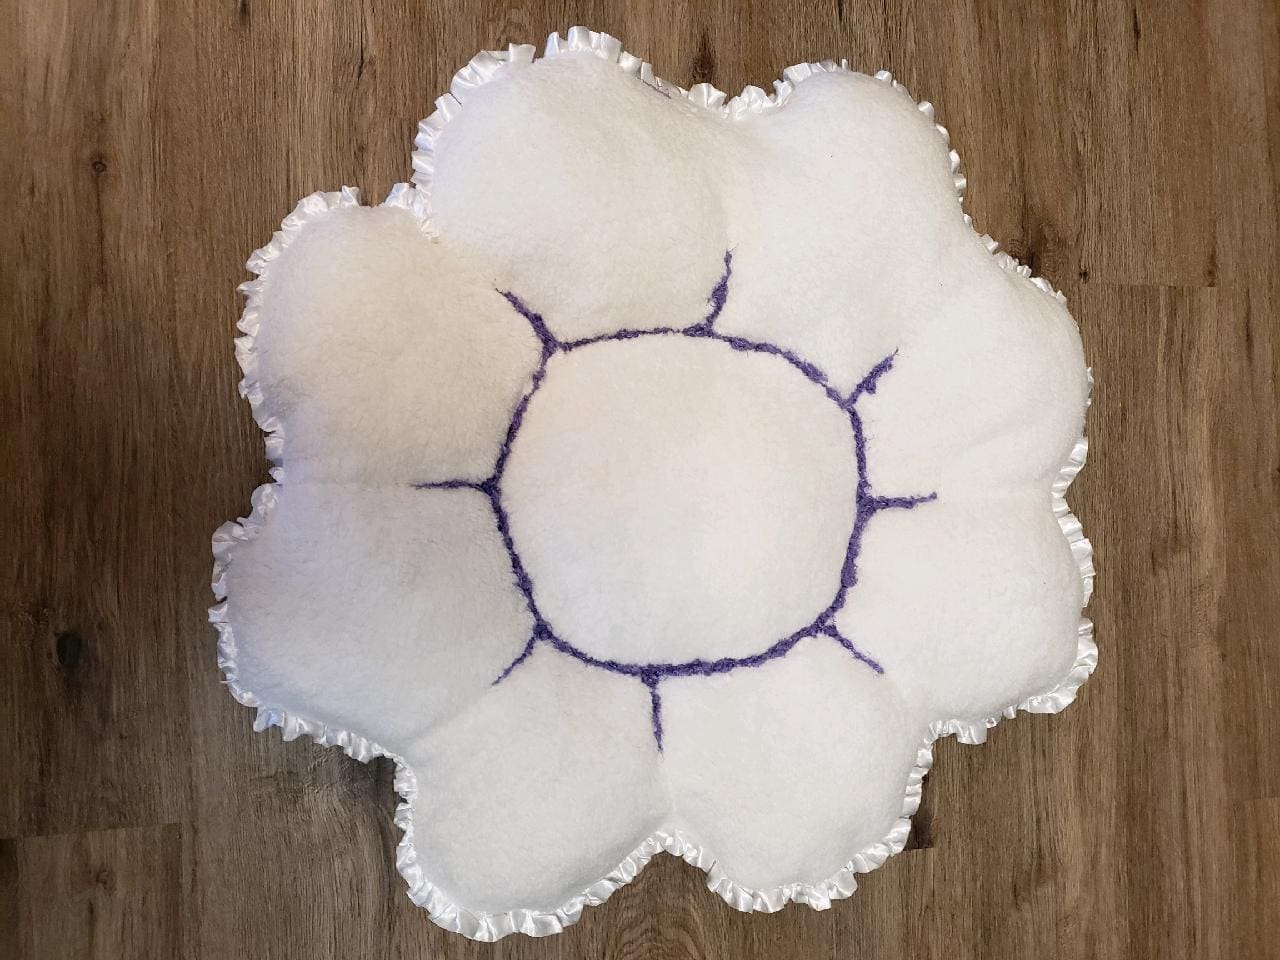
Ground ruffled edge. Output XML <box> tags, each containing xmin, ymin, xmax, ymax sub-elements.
<box><xmin>212</xmin><ymin>27</ymin><xmax>1095</xmax><ymax>941</ymax></box>
<box><xmin>932</xmin><ymin>422</ymin><xmax>1096</xmax><ymax>744</ymax></box>
<box><xmin>228</xmin><ymin>181</ymin><xmax>433</xmax><ymax>486</ymax></box>
<box><xmin>412</xmin><ymin>26</ymin><xmax>1066</xmax><ymax>304</ymax></box>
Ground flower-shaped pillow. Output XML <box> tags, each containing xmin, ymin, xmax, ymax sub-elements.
<box><xmin>211</xmin><ymin>28</ymin><xmax>1095</xmax><ymax>941</ymax></box>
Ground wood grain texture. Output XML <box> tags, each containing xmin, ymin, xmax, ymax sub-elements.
<box><xmin>3</xmin><ymin>0</ymin><xmax>1278</xmax><ymax>957</ymax></box>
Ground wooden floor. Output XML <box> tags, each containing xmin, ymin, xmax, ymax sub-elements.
<box><xmin>3</xmin><ymin>1</ymin><xmax>1279</xmax><ymax>957</ymax></box>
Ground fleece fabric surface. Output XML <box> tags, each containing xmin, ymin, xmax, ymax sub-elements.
<box><xmin>210</xmin><ymin>27</ymin><xmax>1094</xmax><ymax>942</ymax></box>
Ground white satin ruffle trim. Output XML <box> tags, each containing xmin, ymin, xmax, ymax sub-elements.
<box><xmin>211</xmin><ymin>26</ymin><xmax>1096</xmax><ymax>941</ymax></box>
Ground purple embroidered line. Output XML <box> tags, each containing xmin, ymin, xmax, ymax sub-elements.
<box><xmin>696</xmin><ymin>330</ymin><xmax>848</xmax><ymax>408</ymax></box>
<box><xmin>542</xmin><ymin>621</ymin><xmax>814</xmax><ymax>680</ymax></box>
<box><xmin>562</xmin><ymin>326</ymin><xmax>684</xmax><ymax>351</ymax></box>
<box><xmin>562</xmin><ymin>251</ymin><xmax>730</xmax><ymax>348</ymax></box>
<box><xmin>492</xmin><ymin>632</ymin><xmax>539</xmax><ymax>685</ymax></box>
<box><xmin>691</xmin><ymin>250</ymin><xmax>733</xmax><ymax>330</ymax></box>
<box><xmin>850</xmin><ymin>405</ymin><xmax>872</xmax><ymax>503</ymax></box>
<box><xmin>818</xmin><ymin>624</ymin><xmax>884</xmax><ymax>674</ymax></box>
<box><xmin>411</xmin><ymin>478</ymin><xmax>489</xmax><ymax>491</ymax></box>
<box><xmin>866</xmin><ymin>493</ymin><xmax>937</xmax><ymax>510</ymax></box>
<box><xmin>563</xmin><ymin>326</ymin><xmax>848</xmax><ymax>408</ymax></box>
<box><xmin>491</xmin><ymin>366</ymin><xmax>547</xmax><ymax>482</ymax></box>
<box><xmin>413</xmin><ymin>253</ymin><xmax>936</xmax><ymax>747</ymax></box>
<box><xmin>643</xmin><ymin>673</ymin><xmax>664</xmax><ymax>750</ymax></box>
<box><xmin>501</xmin><ymin>291</ymin><xmax>559</xmax><ymax>361</ymax></box>
<box><xmin>848</xmin><ymin>350</ymin><xmax>898</xmax><ymax>405</ymax></box>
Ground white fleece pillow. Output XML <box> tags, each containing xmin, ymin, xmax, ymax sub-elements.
<box><xmin>210</xmin><ymin>27</ymin><xmax>1096</xmax><ymax>941</ymax></box>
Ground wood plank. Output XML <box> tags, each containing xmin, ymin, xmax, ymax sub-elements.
<box><xmin>1082</xmin><ymin>0</ymin><xmax>1217</xmax><ymax>285</ymax></box>
<box><xmin>1233</xmin><ymin>798</ymin><xmax>1280</xmax><ymax>960</ymax></box>
<box><xmin>10</xmin><ymin>825</ymin><xmax>184</xmax><ymax>960</ymax></box>
<box><xmin>1</xmin><ymin>0</ymin><xmax>194</xmax><ymax>840</ymax></box>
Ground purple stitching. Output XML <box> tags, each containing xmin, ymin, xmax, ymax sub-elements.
<box><xmin>643</xmin><ymin>672</ymin><xmax>664</xmax><ymax>749</ymax></box>
<box><xmin>492</xmin><ymin>632</ymin><xmax>538</xmax><ymax>685</ymax></box>
<box><xmin>866</xmin><ymin>493</ymin><xmax>937</xmax><ymax>510</ymax></box>
<box><xmin>848</xmin><ymin>350</ymin><xmax>898</xmax><ymax>404</ymax></box>
<box><xmin>818</xmin><ymin>624</ymin><xmax>884</xmax><ymax>674</ymax></box>
<box><xmin>542</xmin><ymin>621</ymin><xmax>813</xmax><ymax>680</ymax></box>
<box><xmin>694</xmin><ymin>250</ymin><xmax>733</xmax><ymax>330</ymax></box>
<box><xmin>412</xmin><ymin>478</ymin><xmax>488</xmax><ymax>491</ymax></box>
<box><xmin>562</xmin><ymin>326</ymin><xmax>684</xmax><ymax>351</ymax></box>
<box><xmin>413</xmin><ymin>252</ymin><xmax>935</xmax><ymax>750</ymax></box>
<box><xmin>562</xmin><ymin>252</ymin><xmax>731</xmax><ymax>348</ymax></box>
<box><xmin>501</xmin><ymin>292</ymin><xmax>558</xmax><ymax>362</ymax></box>
<box><xmin>695</xmin><ymin>330</ymin><xmax>847</xmax><ymax>408</ymax></box>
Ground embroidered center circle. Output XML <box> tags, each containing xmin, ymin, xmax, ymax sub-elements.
<box><xmin>500</xmin><ymin>334</ymin><xmax>859</xmax><ymax>664</ymax></box>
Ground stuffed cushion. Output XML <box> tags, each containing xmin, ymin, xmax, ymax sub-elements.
<box><xmin>210</xmin><ymin>27</ymin><xmax>1096</xmax><ymax>941</ymax></box>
